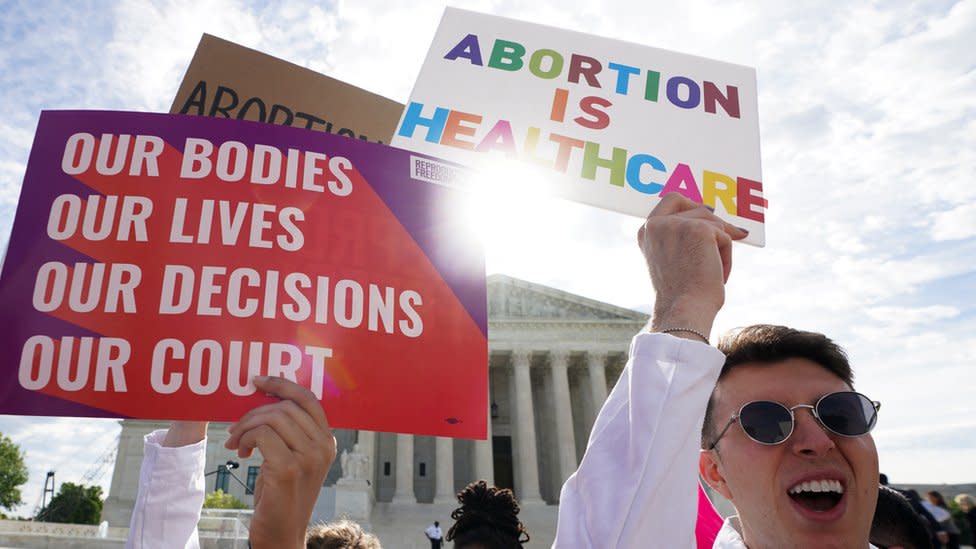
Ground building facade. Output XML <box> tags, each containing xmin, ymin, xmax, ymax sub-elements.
<box><xmin>103</xmin><ymin>274</ymin><xmax>648</xmax><ymax>545</ymax></box>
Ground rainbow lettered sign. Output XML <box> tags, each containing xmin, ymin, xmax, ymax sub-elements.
<box><xmin>0</xmin><ymin>110</ymin><xmax>487</xmax><ymax>439</ymax></box>
<box><xmin>393</xmin><ymin>8</ymin><xmax>766</xmax><ymax>246</ymax></box>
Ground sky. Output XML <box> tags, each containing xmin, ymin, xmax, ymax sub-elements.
<box><xmin>0</xmin><ymin>0</ymin><xmax>974</xmax><ymax>519</ymax></box>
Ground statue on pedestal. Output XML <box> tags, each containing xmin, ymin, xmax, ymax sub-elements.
<box><xmin>339</xmin><ymin>443</ymin><xmax>370</xmax><ymax>482</ymax></box>
<box><xmin>336</xmin><ymin>442</ymin><xmax>373</xmax><ymax>523</ymax></box>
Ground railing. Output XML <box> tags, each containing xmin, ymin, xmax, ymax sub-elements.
<box><xmin>0</xmin><ymin>518</ymin><xmax>127</xmax><ymax>538</ymax></box>
<box><xmin>198</xmin><ymin>509</ymin><xmax>254</xmax><ymax>549</ymax></box>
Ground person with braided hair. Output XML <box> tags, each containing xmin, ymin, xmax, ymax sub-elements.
<box><xmin>446</xmin><ymin>481</ymin><xmax>530</xmax><ymax>549</ymax></box>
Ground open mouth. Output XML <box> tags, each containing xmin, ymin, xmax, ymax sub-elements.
<box><xmin>788</xmin><ymin>479</ymin><xmax>844</xmax><ymax>513</ymax></box>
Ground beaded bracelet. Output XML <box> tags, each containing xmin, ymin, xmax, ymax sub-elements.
<box><xmin>659</xmin><ymin>327</ymin><xmax>709</xmax><ymax>344</ymax></box>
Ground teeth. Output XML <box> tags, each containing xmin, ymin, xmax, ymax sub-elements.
<box><xmin>788</xmin><ymin>479</ymin><xmax>844</xmax><ymax>494</ymax></box>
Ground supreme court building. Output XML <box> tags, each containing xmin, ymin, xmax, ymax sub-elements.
<box><xmin>103</xmin><ymin>274</ymin><xmax>648</xmax><ymax>545</ymax></box>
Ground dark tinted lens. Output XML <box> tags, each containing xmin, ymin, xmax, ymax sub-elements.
<box><xmin>739</xmin><ymin>401</ymin><xmax>794</xmax><ymax>444</ymax></box>
<box><xmin>817</xmin><ymin>392</ymin><xmax>877</xmax><ymax>436</ymax></box>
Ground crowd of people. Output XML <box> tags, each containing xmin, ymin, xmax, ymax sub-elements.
<box><xmin>123</xmin><ymin>195</ymin><xmax>970</xmax><ymax>548</ymax></box>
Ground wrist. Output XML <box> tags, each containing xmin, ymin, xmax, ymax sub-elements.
<box><xmin>162</xmin><ymin>422</ymin><xmax>208</xmax><ymax>448</ymax></box>
<box><xmin>650</xmin><ymin>296</ymin><xmax>719</xmax><ymax>341</ymax></box>
<box><xmin>658</xmin><ymin>327</ymin><xmax>710</xmax><ymax>344</ymax></box>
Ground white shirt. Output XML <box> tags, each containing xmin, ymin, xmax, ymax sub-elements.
<box><xmin>554</xmin><ymin>333</ymin><xmax>879</xmax><ymax>549</ymax></box>
<box><xmin>425</xmin><ymin>524</ymin><xmax>443</xmax><ymax>539</ymax></box>
<box><xmin>921</xmin><ymin>500</ymin><xmax>951</xmax><ymax>522</ymax></box>
<box><xmin>715</xmin><ymin>517</ymin><xmax>879</xmax><ymax>549</ymax></box>
<box><xmin>554</xmin><ymin>333</ymin><xmax>724</xmax><ymax>547</ymax></box>
<box><xmin>126</xmin><ymin>430</ymin><xmax>207</xmax><ymax>549</ymax></box>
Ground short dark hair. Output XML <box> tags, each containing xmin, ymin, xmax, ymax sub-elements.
<box><xmin>871</xmin><ymin>486</ymin><xmax>935</xmax><ymax>549</ymax></box>
<box><xmin>926</xmin><ymin>490</ymin><xmax>948</xmax><ymax>508</ymax></box>
<box><xmin>701</xmin><ymin>324</ymin><xmax>854</xmax><ymax>448</ymax></box>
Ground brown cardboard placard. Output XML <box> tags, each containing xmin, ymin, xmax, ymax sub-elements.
<box><xmin>171</xmin><ymin>34</ymin><xmax>404</xmax><ymax>144</ymax></box>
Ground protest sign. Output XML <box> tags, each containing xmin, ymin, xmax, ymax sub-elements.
<box><xmin>0</xmin><ymin>110</ymin><xmax>487</xmax><ymax>438</ymax></box>
<box><xmin>392</xmin><ymin>8</ymin><xmax>766</xmax><ymax>246</ymax></box>
<box><xmin>172</xmin><ymin>34</ymin><xmax>404</xmax><ymax>144</ymax></box>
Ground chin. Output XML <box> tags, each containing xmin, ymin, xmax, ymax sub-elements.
<box><xmin>785</xmin><ymin>518</ymin><xmax>866</xmax><ymax>549</ymax></box>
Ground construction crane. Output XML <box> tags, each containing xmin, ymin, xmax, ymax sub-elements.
<box><xmin>31</xmin><ymin>433</ymin><xmax>120</xmax><ymax>518</ymax></box>
<box><xmin>80</xmin><ymin>434</ymin><xmax>119</xmax><ymax>485</ymax></box>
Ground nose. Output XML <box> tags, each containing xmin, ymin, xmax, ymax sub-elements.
<box><xmin>790</xmin><ymin>406</ymin><xmax>836</xmax><ymax>457</ymax></box>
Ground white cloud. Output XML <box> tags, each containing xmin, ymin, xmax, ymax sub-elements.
<box><xmin>0</xmin><ymin>160</ymin><xmax>26</xmax><ymax>205</ymax></box>
<box><xmin>863</xmin><ymin>304</ymin><xmax>959</xmax><ymax>332</ymax></box>
<box><xmin>930</xmin><ymin>202</ymin><xmax>976</xmax><ymax>241</ymax></box>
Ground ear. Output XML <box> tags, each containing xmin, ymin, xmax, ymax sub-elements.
<box><xmin>700</xmin><ymin>449</ymin><xmax>733</xmax><ymax>501</ymax></box>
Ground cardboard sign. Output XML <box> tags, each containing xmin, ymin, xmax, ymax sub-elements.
<box><xmin>0</xmin><ymin>110</ymin><xmax>487</xmax><ymax>439</ymax></box>
<box><xmin>171</xmin><ymin>34</ymin><xmax>404</xmax><ymax>144</ymax></box>
<box><xmin>392</xmin><ymin>8</ymin><xmax>766</xmax><ymax>246</ymax></box>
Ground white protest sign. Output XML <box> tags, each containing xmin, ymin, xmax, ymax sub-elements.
<box><xmin>392</xmin><ymin>8</ymin><xmax>766</xmax><ymax>246</ymax></box>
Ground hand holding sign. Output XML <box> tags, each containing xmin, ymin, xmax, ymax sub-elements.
<box><xmin>638</xmin><ymin>193</ymin><xmax>748</xmax><ymax>339</ymax></box>
<box><xmin>226</xmin><ymin>376</ymin><xmax>336</xmax><ymax>549</ymax></box>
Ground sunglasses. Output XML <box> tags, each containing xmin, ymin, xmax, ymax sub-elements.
<box><xmin>708</xmin><ymin>391</ymin><xmax>881</xmax><ymax>450</ymax></box>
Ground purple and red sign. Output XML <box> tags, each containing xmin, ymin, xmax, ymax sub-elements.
<box><xmin>0</xmin><ymin>110</ymin><xmax>487</xmax><ymax>439</ymax></box>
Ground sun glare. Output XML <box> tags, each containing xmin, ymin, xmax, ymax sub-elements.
<box><xmin>457</xmin><ymin>159</ymin><xmax>564</xmax><ymax>269</ymax></box>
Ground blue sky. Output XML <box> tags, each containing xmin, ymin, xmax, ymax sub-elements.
<box><xmin>0</xmin><ymin>0</ymin><xmax>974</xmax><ymax>519</ymax></box>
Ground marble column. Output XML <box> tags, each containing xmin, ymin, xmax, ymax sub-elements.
<box><xmin>587</xmin><ymin>351</ymin><xmax>609</xmax><ymax>423</ymax></box>
<box><xmin>473</xmin><ymin>383</ymin><xmax>494</xmax><ymax>484</ymax></box>
<box><xmin>550</xmin><ymin>351</ymin><xmax>578</xmax><ymax>485</ymax></box>
<box><xmin>391</xmin><ymin>434</ymin><xmax>415</xmax><ymax>503</ymax></box>
<box><xmin>356</xmin><ymin>430</ymin><xmax>377</xmax><ymax>488</ymax></box>
<box><xmin>512</xmin><ymin>350</ymin><xmax>542</xmax><ymax>503</ymax></box>
<box><xmin>433</xmin><ymin>437</ymin><xmax>455</xmax><ymax>503</ymax></box>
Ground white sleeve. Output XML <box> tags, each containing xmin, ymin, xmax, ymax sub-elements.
<box><xmin>125</xmin><ymin>429</ymin><xmax>207</xmax><ymax>549</ymax></box>
<box><xmin>553</xmin><ymin>332</ymin><xmax>725</xmax><ymax>548</ymax></box>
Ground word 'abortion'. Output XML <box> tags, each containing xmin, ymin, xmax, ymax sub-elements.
<box><xmin>443</xmin><ymin>34</ymin><xmax>741</xmax><ymax>119</ymax></box>
<box><xmin>18</xmin><ymin>335</ymin><xmax>336</xmax><ymax>399</ymax></box>
<box><xmin>60</xmin><ymin>132</ymin><xmax>355</xmax><ymax>195</ymax></box>
<box><xmin>398</xmin><ymin>102</ymin><xmax>765</xmax><ymax>221</ymax></box>
<box><xmin>31</xmin><ymin>261</ymin><xmax>424</xmax><ymax>338</ymax></box>
<box><xmin>176</xmin><ymin>81</ymin><xmax>388</xmax><ymax>144</ymax></box>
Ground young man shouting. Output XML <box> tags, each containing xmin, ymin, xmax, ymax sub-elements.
<box><xmin>555</xmin><ymin>194</ymin><xmax>881</xmax><ymax>548</ymax></box>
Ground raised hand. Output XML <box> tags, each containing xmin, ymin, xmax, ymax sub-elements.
<box><xmin>225</xmin><ymin>376</ymin><xmax>336</xmax><ymax>549</ymax></box>
<box><xmin>637</xmin><ymin>193</ymin><xmax>749</xmax><ymax>339</ymax></box>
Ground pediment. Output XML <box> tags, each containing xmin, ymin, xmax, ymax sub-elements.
<box><xmin>487</xmin><ymin>274</ymin><xmax>648</xmax><ymax>322</ymax></box>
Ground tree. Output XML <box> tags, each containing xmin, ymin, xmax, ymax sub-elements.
<box><xmin>203</xmin><ymin>489</ymin><xmax>249</xmax><ymax>509</ymax></box>
<box><xmin>35</xmin><ymin>482</ymin><xmax>103</xmax><ymax>525</ymax></box>
<box><xmin>0</xmin><ymin>433</ymin><xmax>28</xmax><ymax>512</ymax></box>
